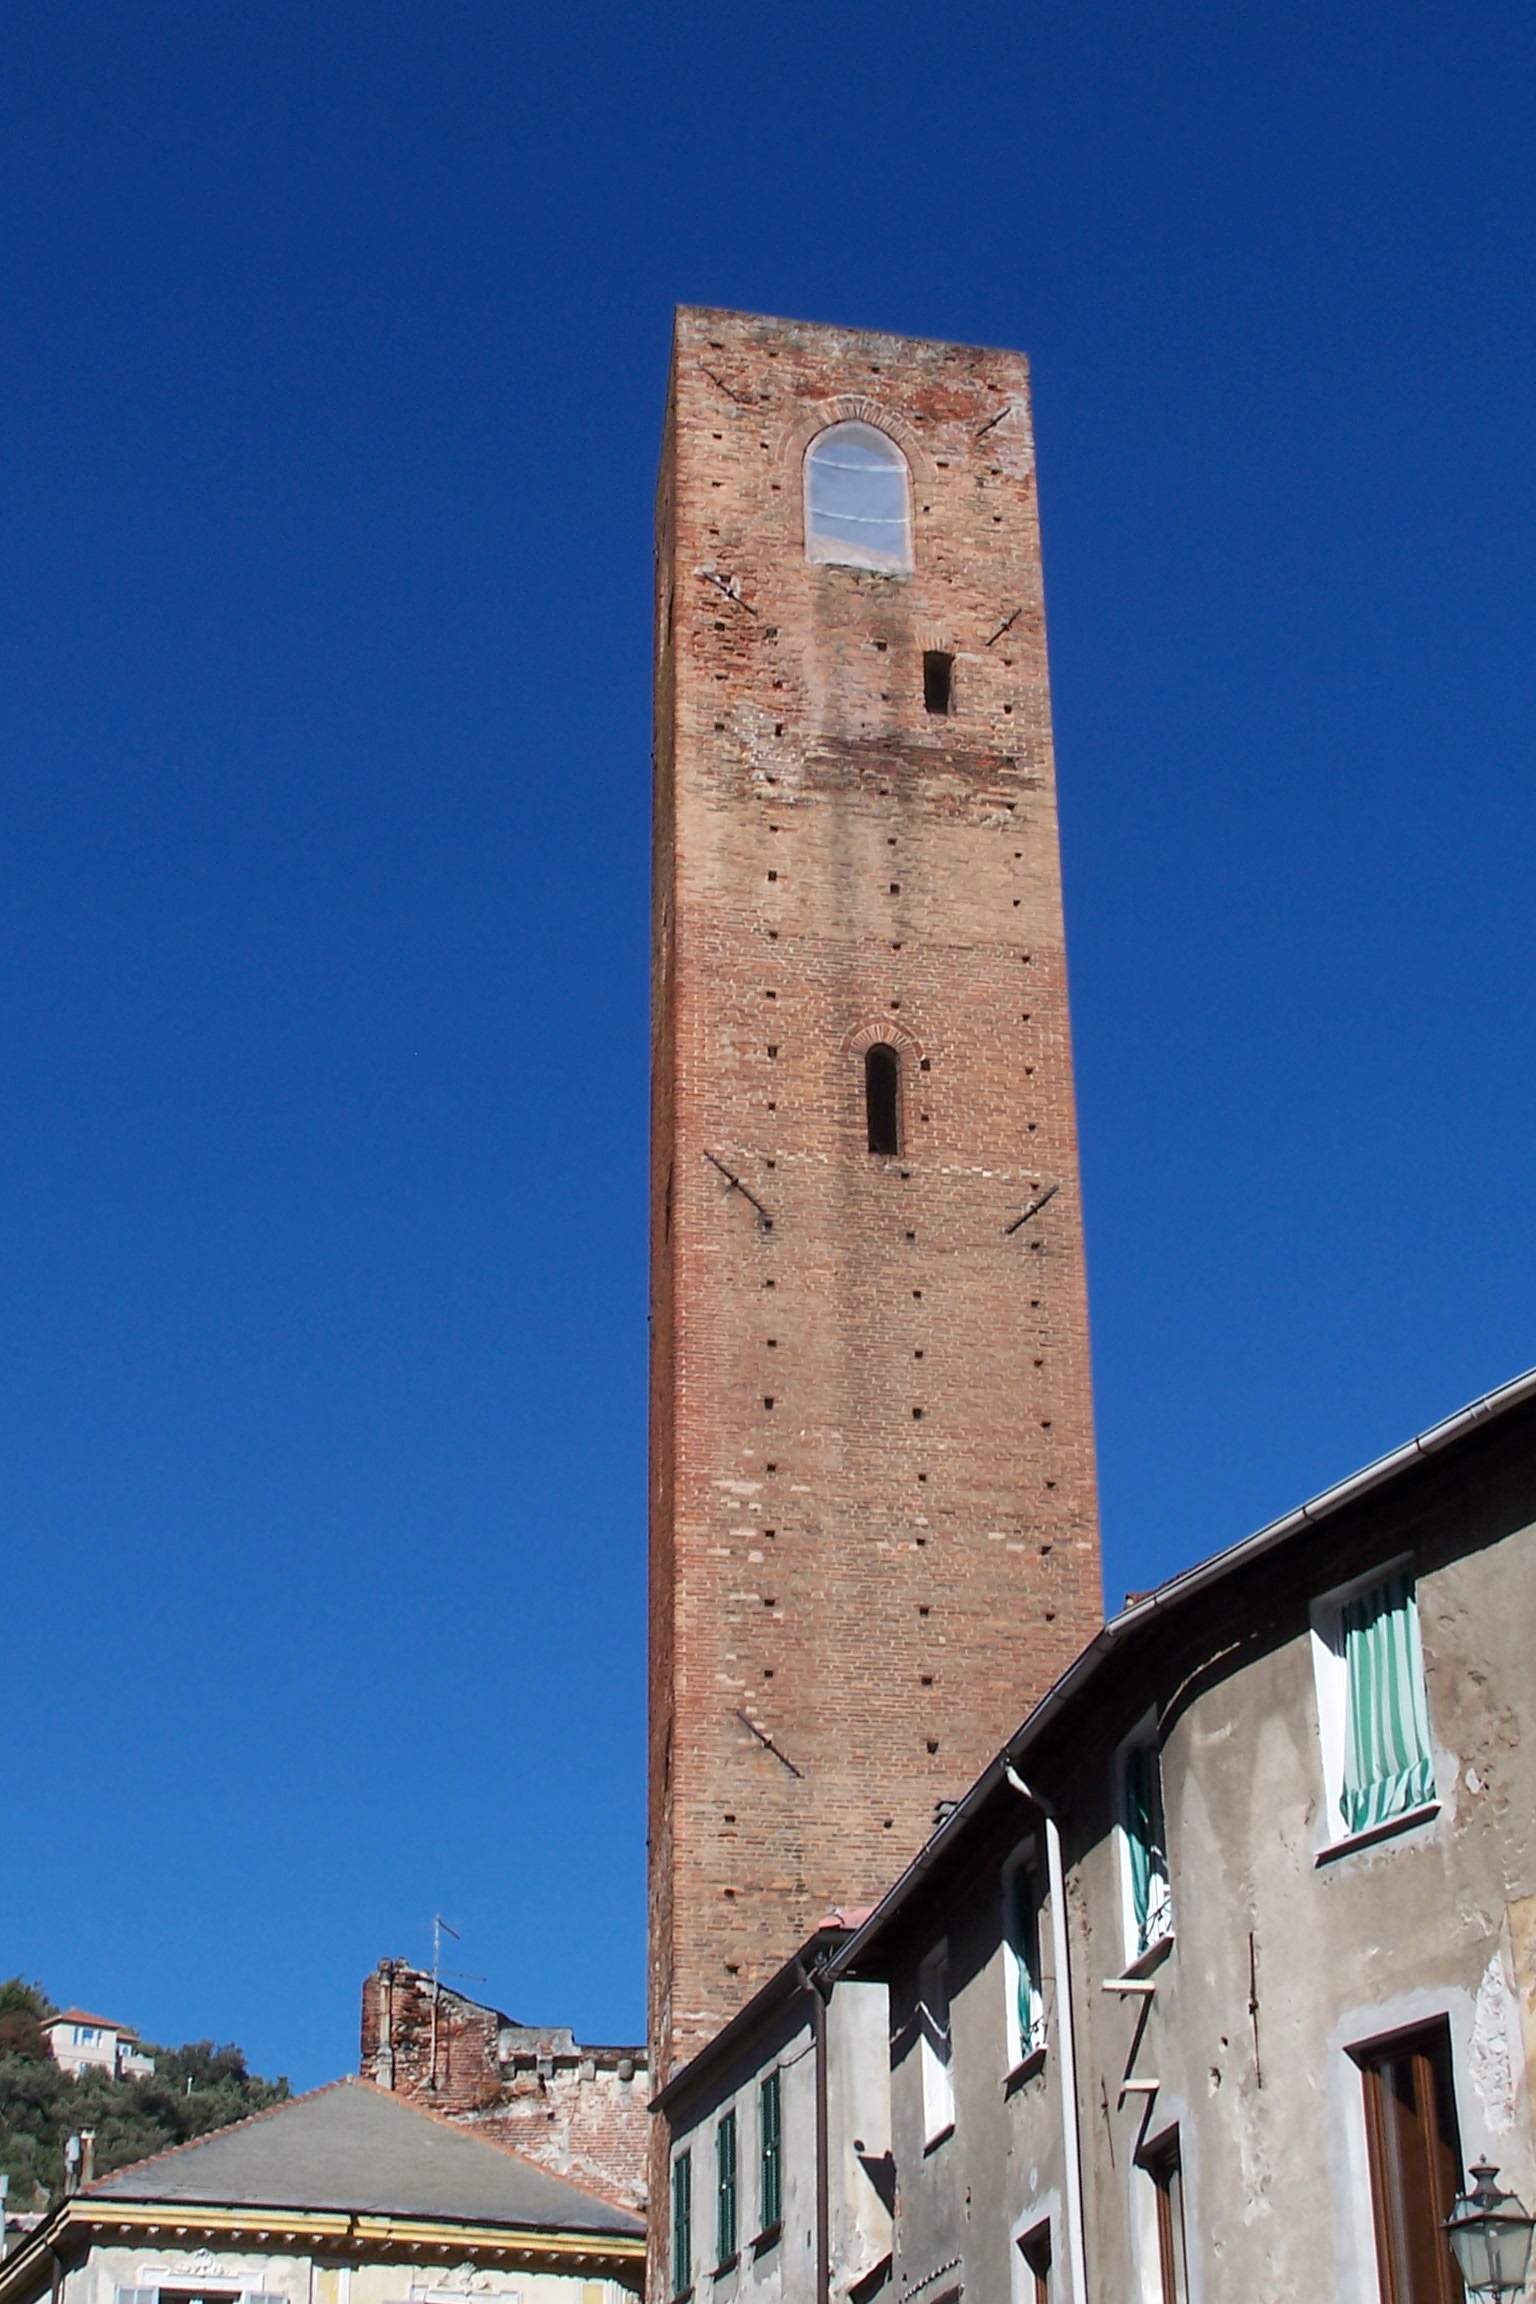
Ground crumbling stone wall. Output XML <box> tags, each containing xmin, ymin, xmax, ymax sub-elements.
<box><xmin>361</xmin><ymin>1960</ymin><xmax>648</xmax><ymax>2213</ymax></box>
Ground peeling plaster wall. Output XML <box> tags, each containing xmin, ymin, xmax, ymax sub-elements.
<box><xmin>871</xmin><ymin>1403</ymin><xmax>1536</xmax><ymax>2304</ymax></box>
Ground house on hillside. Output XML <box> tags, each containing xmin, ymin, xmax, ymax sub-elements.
<box><xmin>43</xmin><ymin>2012</ymin><xmax>154</xmax><ymax>2081</ymax></box>
<box><xmin>0</xmin><ymin>2077</ymin><xmax>643</xmax><ymax>2304</ymax></box>
<box><xmin>661</xmin><ymin>1367</ymin><xmax>1536</xmax><ymax>2304</ymax></box>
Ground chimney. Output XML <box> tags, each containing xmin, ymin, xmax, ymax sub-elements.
<box><xmin>79</xmin><ymin>2130</ymin><xmax>96</xmax><ymax>2187</ymax></box>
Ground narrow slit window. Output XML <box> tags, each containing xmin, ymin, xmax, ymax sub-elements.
<box><xmin>805</xmin><ymin>422</ymin><xmax>912</xmax><ymax>572</ymax></box>
<box><xmin>866</xmin><ymin>1043</ymin><xmax>901</xmax><ymax>1156</ymax></box>
<box><xmin>923</xmin><ymin>651</ymin><xmax>955</xmax><ymax>715</ymax></box>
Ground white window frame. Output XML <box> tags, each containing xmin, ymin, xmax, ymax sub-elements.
<box><xmin>917</xmin><ymin>1939</ymin><xmax>955</xmax><ymax>2145</ymax></box>
<box><xmin>1114</xmin><ymin>1714</ymin><xmax>1173</xmax><ymax>1970</ymax></box>
<box><xmin>1310</xmin><ymin>1555</ymin><xmax>1438</xmax><ymax>1854</ymax></box>
<box><xmin>1003</xmin><ymin>1846</ymin><xmax>1047</xmax><ymax>2071</ymax></box>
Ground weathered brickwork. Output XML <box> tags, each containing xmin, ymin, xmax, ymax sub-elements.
<box><xmin>650</xmin><ymin>309</ymin><xmax>1103</xmax><ymax>2092</ymax></box>
<box><xmin>360</xmin><ymin>1961</ymin><xmax>648</xmax><ymax>2213</ymax></box>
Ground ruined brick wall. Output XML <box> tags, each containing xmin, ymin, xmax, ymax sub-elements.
<box><xmin>650</xmin><ymin>309</ymin><xmax>1103</xmax><ymax>2090</ymax></box>
<box><xmin>361</xmin><ymin>1962</ymin><xmax>648</xmax><ymax>2214</ymax></box>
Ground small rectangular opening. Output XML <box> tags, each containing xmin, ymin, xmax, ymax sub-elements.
<box><xmin>923</xmin><ymin>651</ymin><xmax>955</xmax><ymax>715</ymax></box>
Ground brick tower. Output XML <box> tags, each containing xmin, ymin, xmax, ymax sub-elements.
<box><xmin>649</xmin><ymin>309</ymin><xmax>1101</xmax><ymax>2088</ymax></box>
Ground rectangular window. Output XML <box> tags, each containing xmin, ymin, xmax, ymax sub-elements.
<box><xmin>1004</xmin><ymin>1852</ymin><xmax>1047</xmax><ymax>2068</ymax></box>
<box><xmin>671</xmin><ymin>2148</ymin><xmax>693</xmax><ymax>2297</ymax></box>
<box><xmin>1141</xmin><ymin>2131</ymin><xmax>1189</xmax><ymax>2304</ymax></box>
<box><xmin>1019</xmin><ymin>2222</ymin><xmax>1052</xmax><ymax>2304</ymax></box>
<box><xmin>759</xmin><ymin>2070</ymin><xmax>782</xmax><ymax>2232</ymax></box>
<box><xmin>1357</xmin><ymin>2022</ymin><xmax>1465</xmax><ymax>2304</ymax></box>
<box><xmin>923</xmin><ymin>650</ymin><xmax>955</xmax><ymax>715</ymax></box>
<box><xmin>1313</xmin><ymin>1568</ymin><xmax>1436</xmax><ymax>1843</ymax></box>
<box><xmin>917</xmin><ymin>1941</ymin><xmax>955</xmax><ymax>2144</ymax></box>
<box><xmin>1121</xmin><ymin>1733</ymin><xmax>1173</xmax><ymax>1962</ymax></box>
<box><xmin>715</xmin><ymin>2108</ymin><xmax>738</xmax><ymax>2267</ymax></box>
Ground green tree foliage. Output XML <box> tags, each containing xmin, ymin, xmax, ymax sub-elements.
<box><xmin>0</xmin><ymin>1983</ymin><xmax>289</xmax><ymax>2213</ymax></box>
<box><xmin>0</xmin><ymin>1980</ymin><xmax>53</xmax><ymax>2064</ymax></box>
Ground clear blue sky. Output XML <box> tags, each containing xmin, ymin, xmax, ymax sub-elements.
<box><xmin>5</xmin><ymin>1</ymin><xmax>1535</xmax><ymax>2091</ymax></box>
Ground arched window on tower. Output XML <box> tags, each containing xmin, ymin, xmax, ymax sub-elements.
<box><xmin>865</xmin><ymin>1042</ymin><xmax>902</xmax><ymax>1156</ymax></box>
<box><xmin>805</xmin><ymin>422</ymin><xmax>912</xmax><ymax>573</ymax></box>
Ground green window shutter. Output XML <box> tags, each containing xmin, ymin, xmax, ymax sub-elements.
<box><xmin>759</xmin><ymin>2070</ymin><xmax>782</xmax><ymax>2229</ymax></box>
<box><xmin>1340</xmin><ymin>1573</ymin><xmax>1435</xmax><ymax>1834</ymax></box>
<box><xmin>1125</xmin><ymin>1742</ymin><xmax>1172</xmax><ymax>1955</ymax></box>
<box><xmin>672</xmin><ymin>2148</ymin><xmax>692</xmax><ymax>2294</ymax></box>
<box><xmin>715</xmin><ymin>2109</ymin><xmax>737</xmax><ymax>2264</ymax></box>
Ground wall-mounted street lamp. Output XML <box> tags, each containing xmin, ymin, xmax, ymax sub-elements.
<box><xmin>1445</xmin><ymin>2164</ymin><xmax>1536</xmax><ymax>2300</ymax></box>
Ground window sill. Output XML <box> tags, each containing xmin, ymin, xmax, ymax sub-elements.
<box><xmin>1315</xmin><ymin>1802</ymin><xmax>1440</xmax><ymax>1867</ymax></box>
<box><xmin>671</xmin><ymin>2291</ymin><xmax>694</xmax><ymax>2304</ymax></box>
<box><xmin>751</xmin><ymin>2226</ymin><xmax>782</xmax><ymax>2259</ymax></box>
<box><xmin>922</xmin><ymin>2121</ymin><xmax>956</xmax><ymax>2156</ymax></box>
<box><xmin>711</xmin><ymin>2257</ymin><xmax>738</xmax><ymax>2280</ymax></box>
<box><xmin>1113</xmin><ymin>1931</ymin><xmax>1174</xmax><ymax>1985</ymax></box>
<box><xmin>1004</xmin><ymin>2045</ymin><xmax>1047</xmax><ymax>2095</ymax></box>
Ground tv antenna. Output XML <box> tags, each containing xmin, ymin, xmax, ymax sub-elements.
<box><xmin>427</xmin><ymin>1915</ymin><xmax>486</xmax><ymax>2089</ymax></box>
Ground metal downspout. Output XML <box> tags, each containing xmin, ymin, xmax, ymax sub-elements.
<box><xmin>1006</xmin><ymin>1764</ymin><xmax>1087</xmax><ymax>2304</ymax></box>
<box><xmin>813</xmin><ymin>1971</ymin><xmax>832</xmax><ymax>2304</ymax></box>
<box><xmin>793</xmin><ymin>1958</ymin><xmax>833</xmax><ymax>2304</ymax></box>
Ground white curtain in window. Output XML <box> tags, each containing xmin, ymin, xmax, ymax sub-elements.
<box><xmin>805</xmin><ymin>423</ymin><xmax>911</xmax><ymax>571</ymax></box>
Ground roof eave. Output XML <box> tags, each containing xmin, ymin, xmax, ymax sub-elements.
<box><xmin>830</xmin><ymin>1361</ymin><xmax>1536</xmax><ymax>1977</ymax></box>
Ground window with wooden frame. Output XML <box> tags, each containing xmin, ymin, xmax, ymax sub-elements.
<box><xmin>671</xmin><ymin>2146</ymin><xmax>693</xmax><ymax>2297</ymax></box>
<box><xmin>1356</xmin><ymin>2021</ymin><xmax>1465</xmax><ymax>2304</ymax></box>
<box><xmin>1141</xmin><ymin>2129</ymin><xmax>1189</xmax><ymax>2304</ymax></box>
<box><xmin>1018</xmin><ymin>2220</ymin><xmax>1052</xmax><ymax>2304</ymax></box>
<box><xmin>714</xmin><ymin>2105</ymin><xmax>738</xmax><ymax>2267</ymax></box>
<box><xmin>758</xmin><ymin>2068</ymin><xmax>782</xmax><ymax>2233</ymax></box>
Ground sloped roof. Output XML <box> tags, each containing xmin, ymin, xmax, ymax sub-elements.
<box><xmin>47</xmin><ymin>2011</ymin><xmax>133</xmax><ymax>2034</ymax></box>
<box><xmin>83</xmin><ymin>2078</ymin><xmax>642</xmax><ymax>2237</ymax></box>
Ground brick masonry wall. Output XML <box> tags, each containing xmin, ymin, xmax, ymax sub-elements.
<box><xmin>650</xmin><ymin>310</ymin><xmax>1103</xmax><ymax>2095</ymax></box>
<box><xmin>360</xmin><ymin>1962</ymin><xmax>649</xmax><ymax>2214</ymax></box>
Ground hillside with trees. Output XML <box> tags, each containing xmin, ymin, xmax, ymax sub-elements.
<box><xmin>0</xmin><ymin>1981</ymin><xmax>290</xmax><ymax>2210</ymax></box>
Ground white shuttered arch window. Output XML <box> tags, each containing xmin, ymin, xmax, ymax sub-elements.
<box><xmin>1311</xmin><ymin>1564</ymin><xmax>1437</xmax><ymax>1844</ymax></box>
<box><xmin>804</xmin><ymin>422</ymin><xmax>912</xmax><ymax>572</ymax></box>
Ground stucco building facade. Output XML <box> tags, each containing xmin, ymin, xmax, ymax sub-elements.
<box><xmin>660</xmin><ymin>1367</ymin><xmax>1536</xmax><ymax>2304</ymax></box>
<box><xmin>0</xmin><ymin>2078</ymin><xmax>643</xmax><ymax>2304</ymax></box>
